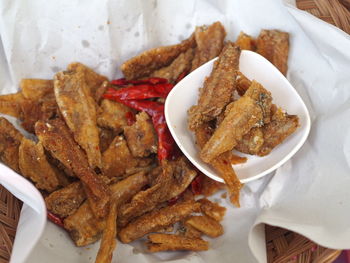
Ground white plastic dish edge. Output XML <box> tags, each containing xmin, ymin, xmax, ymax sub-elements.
<box><xmin>165</xmin><ymin>50</ymin><xmax>311</xmax><ymax>183</ymax></box>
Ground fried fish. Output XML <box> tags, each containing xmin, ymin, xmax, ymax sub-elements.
<box><xmin>118</xmin><ymin>157</ymin><xmax>196</xmax><ymax>226</ymax></box>
<box><xmin>188</xmin><ymin>43</ymin><xmax>241</xmax><ymax>131</ymax></box>
<box><xmin>19</xmin><ymin>138</ymin><xmax>68</xmax><ymax>193</ymax></box>
<box><xmin>256</xmin><ymin>30</ymin><xmax>289</xmax><ymax>75</ymax></box>
<box><xmin>151</xmin><ymin>48</ymin><xmax>195</xmax><ymax>83</ymax></box>
<box><xmin>121</xmin><ymin>35</ymin><xmax>195</xmax><ymax>80</ymax></box>
<box><xmin>235</xmin><ymin>32</ymin><xmax>256</xmax><ymax>51</ymax></box>
<box><xmin>54</xmin><ymin>67</ymin><xmax>102</xmax><ymax>169</ymax></box>
<box><xmin>119</xmin><ymin>200</ymin><xmax>200</xmax><ymax>243</ymax></box>
<box><xmin>200</xmin><ymin>81</ymin><xmax>271</xmax><ymax>162</ymax></box>
<box><xmin>147</xmin><ymin>233</ymin><xmax>209</xmax><ymax>252</ymax></box>
<box><xmin>124</xmin><ymin>112</ymin><xmax>158</xmax><ymax>158</ymax></box>
<box><xmin>35</xmin><ymin>119</ymin><xmax>110</xmax><ymax>218</ymax></box>
<box><xmin>190</xmin><ymin>21</ymin><xmax>226</xmax><ymax>71</ymax></box>
<box><xmin>64</xmin><ymin>172</ymin><xmax>147</xmax><ymax>246</ymax></box>
<box><xmin>45</xmin><ymin>182</ymin><xmax>86</xmax><ymax>218</ymax></box>
<box><xmin>0</xmin><ymin>117</ymin><xmax>24</xmax><ymax>173</ymax></box>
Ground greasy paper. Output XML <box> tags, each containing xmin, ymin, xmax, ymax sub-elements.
<box><xmin>0</xmin><ymin>0</ymin><xmax>350</xmax><ymax>262</ymax></box>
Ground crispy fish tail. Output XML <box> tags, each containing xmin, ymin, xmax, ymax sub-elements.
<box><xmin>147</xmin><ymin>234</ymin><xmax>209</xmax><ymax>252</ymax></box>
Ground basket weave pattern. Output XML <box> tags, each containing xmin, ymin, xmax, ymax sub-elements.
<box><xmin>0</xmin><ymin>187</ymin><xmax>22</xmax><ymax>263</ymax></box>
<box><xmin>266</xmin><ymin>225</ymin><xmax>342</xmax><ymax>263</ymax></box>
<box><xmin>297</xmin><ymin>0</ymin><xmax>350</xmax><ymax>34</ymax></box>
<box><xmin>0</xmin><ymin>0</ymin><xmax>349</xmax><ymax>262</ymax></box>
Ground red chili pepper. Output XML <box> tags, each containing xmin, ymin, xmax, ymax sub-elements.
<box><xmin>47</xmin><ymin>211</ymin><xmax>64</xmax><ymax>228</ymax></box>
<box><xmin>105</xmin><ymin>76</ymin><xmax>177</xmax><ymax>162</ymax></box>
<box><xmin>153</xmin><ymin>83</ymin><xmax>174</xmax><ymax>97</ymax></box>
<box><xmin>152</xmin><ymin>110</ymin><xmax>175</xmax><ymax>161</ymax></box>
<box><xmin>110</xmin><ymin>78</ymin><xmax>129</xmax><ymax>86</ymax></box>
<box><xmin>104</xmin><ymin>83</ymin><xmax>173</xmax><ymax>100</ymax></box>
<box><xmin>191</xmin><ymin>176</ymin><xmax>202</xmax><ymax>195</ymax></box>
<box><xmin>103</xmin><ymin>97</ymin><xmax>163</xmax><ymax>117</ymax></box>
<box><xmin>111</xmin><ymin>77</ymin><xmax>168</xmax><ymax>86</ymax></box>
<box><xmin>125</xmin><ymin>111</ymin><xmax>136</xmax><ymax>125</ymax></box>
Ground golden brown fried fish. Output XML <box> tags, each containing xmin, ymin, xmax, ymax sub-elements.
<box><xmin>256</xmin><ymin>30</ymin><xmax>289</xmax><ymax>75</ymax></box>
<box><xmin>118</xmin><ymin>157</ymin><xmax>196</xmax><ymax>226</ymax></box>
<box><xmin>20</xmin><ymin>79</ymin><xmax>54</xmax><ymax>101</ymax></box>
<box><xmin>0</xmin><ymin>92</ymin><xmax>25</xmax><ymax>118</ymax></box>
<box><xmin>236</xmin><ymin>71</ymin><xmax>252</xmax><ymax>96</ymax></box>
<box><xmin>45</xmin><ymin>182</ymin><xmax>86</xmax><ymax>218</ymax></box>
<box><xmin>35</xmin><ymin>119</ymin><xmax>110</xmax><ymax>218</ymax></box>
<box><xmin>64</xmin><ymin>201</ymin><xmax>106</xmax><ymax>246</ymax></box>
<box><xmin>64</xmin><ymin>172</ymin><xmax>147</xmax><ymax>246</ymax></box>
<box><xmin>19</xmin><ymin>138</ymin><xmax>68</xmax><ymax>192</ymax></box>
<box><xmin>185</xmin><ymin>215</ymin><xmax>223</xmax><ymax>238</ymax></box>
<box><xmin>198</xmin><ymin>198</ymin><xmax>226</xmax><ymax>222</ymax></box>
<box><xmin>0</xmin><ymin>117</ymin><xmax>24</xmax><ymax>173</ymax></box>
<box><xmin>102</xmin><ymin>136</ymin><xmax>140</xmax><ymax>178</ymax></box>
<box><xmin>200</xmin><ymin>81</ymin><xmax>271</xmax><ymax>162</ymax></box>
<box><xmin>235</xmin><ymin>107</ymin><xmax>299</xmax><ymax>156</ymax></box>
<box><xmin>67</xmin><ymin>63</ymin><xmax>108</xmax><ymax>96</ymax></box>
<box><xmin>124</xmin><ymin>112</ymin><xmax>158</xmax><ymax>158</ymax></box>
<box><xmin>121</xmin><ymin>35</ymin><xmax>195</xmax><ymax>80</ymax></box>
<box><xmin>147</xmin><ymin>233</ymin><xmax>209</xmax><ymax>252</ymax></box>
<box><xmin>235</xmin><ymin>127</ymin><xmax>265</xmax><ymax>155</ymax></box>
<box><xmin>119</xmin><ymin>200</ymin><xmax>200</xmax><ymax>243</ymax></box>
<box><xmin>95</xmin><ymin>201</ymin><xmax>118</xmax><ymax>263</ymax></box>
<box><xmin>258</xmin><ymin>108</ymin><xmax>299</xmax><ymax>156</ymax></box>
<box><xmin>191</xmin><ymin>21</ymin><xmax>226</xmax><ymax>71</ymax></box>
<box><xmin>98</xmin><ymin>127</ymin><xmax>116</xmax><ymax>153</ymax></box>
<box><xmin>151</xmin><ymin>48</ymin><xmax>195</xmax><ymax>83</ymax></box>
<box><xmin>210</xmin><ymin>151</ymin><xmax>243</xmax><ymax>207</ymax></box>
<box><xmin>235</xmin><ymin>32</ymin><xmax>256</xmax><ymax>51</ymax></box>
<box><xmin>188</xmin><ymin>43</ymin><xmax>241</xmax><ymax>131</ymax></box>
<box><xmin>97</xmin><ymin>99</ymin><xmax>131</xmax><ymax>134</ymax></box>
<box><xmin>54</xmin><ymin>67</ymin><xmax>102</xmax><ymax>169</ymax></box>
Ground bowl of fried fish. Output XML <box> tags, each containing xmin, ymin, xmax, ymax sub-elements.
<box><xmin>165</xmin><ymin>30</ymin><xmax>311</xmax><ymax>205</ymax></box>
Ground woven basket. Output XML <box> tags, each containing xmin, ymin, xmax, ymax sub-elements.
<box><xmin>297</xmin><ymin>0</ymin><xmax>350</xmax><ymax>33</ymax></box>
<box><xmin>0</xmin><ymin>187</ymin><xmax>22</xmax><ymax>262</ymax></box>
<box><xmin>0</xmin><ymin>1</ymin><xmax>349</xmax><ymax>262</ymax></box>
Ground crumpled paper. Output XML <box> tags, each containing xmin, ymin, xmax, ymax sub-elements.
<box><xmin>0</xmin><ymin>0</ymin><xmax>349</xmax><ymax>262</ymax></box>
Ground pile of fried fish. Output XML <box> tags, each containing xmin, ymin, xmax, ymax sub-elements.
<box><xmin>188</xmin><ymin>29</ymin><xmax>299</xmax><ymax>206</ymax></box>
<box><xmin>0</xmin><ymin>22</ymin><xmax>297</xmax><ymax>263</ymax></box>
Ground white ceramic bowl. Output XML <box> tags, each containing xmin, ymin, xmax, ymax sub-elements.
<box><xmin>165</xmin><ymin>50</ymin><xmax>311</xmax><ymax>183</ymax></box>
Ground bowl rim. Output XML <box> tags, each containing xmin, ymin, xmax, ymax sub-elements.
<box><xmin>165</xmin><ymin>50</ymin><xmax>311</xmax><ymax>183</ymax></box>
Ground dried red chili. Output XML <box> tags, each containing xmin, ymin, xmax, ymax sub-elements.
<box><xmin>104</xmin><ymin>83</ymin><xmax>173</xmax><ymax>100</ymax></box>
<box><xmin>103</xmin><ymin>97</ymin><xmax>163</xmax><ymax>117</ymax></box>
<box><xmin>152</xmin><ymin>110</ymin><xmax>175</xmax><ymax>161</ymax></box>
<box><xmin>190</xmin><ymin>175</ymin><xmax>203</xmax><ymax>195</ymax></box>
<box><xmin>111</xmin><ymin>77</ymin><xmax>168</xmax><ymax>86</ymax></box>
<box><xmin>104</xmin><ymin>76</ymin><xmax>179</xmax><ymax>161</ymax></box>
<box><xmin>47</xmin><ymin>211</ymin><xmax>64</xmax><ymax>228</ymax></box>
